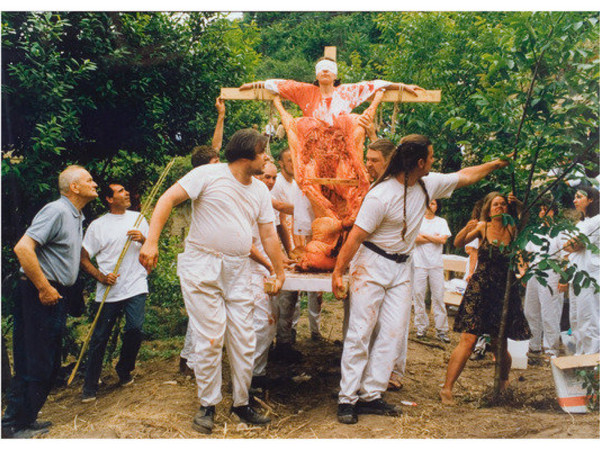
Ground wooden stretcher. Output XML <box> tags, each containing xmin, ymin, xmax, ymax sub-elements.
<box><xmin>265</xmin><ymin>270</ymin><xmax>349</xmax><ymax>294</ymax></box>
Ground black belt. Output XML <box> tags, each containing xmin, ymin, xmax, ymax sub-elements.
<box><xmin>362</xmin><ymin>241</ymin><xmax>409</xmax><ymax>264</ymax></box>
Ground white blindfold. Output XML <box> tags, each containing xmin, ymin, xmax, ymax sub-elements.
<box><xmin>315</xmin><ymin>60</ymin><xmax>338</xmax><ymax>77</ymax></box>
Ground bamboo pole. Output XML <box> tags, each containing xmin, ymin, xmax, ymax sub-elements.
<box><xmin>67</xmin><ymin>159</ymin><xmax>175</xmax><ymax>385</ymax></box>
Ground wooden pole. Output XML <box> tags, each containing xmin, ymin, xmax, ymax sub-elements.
<box><xmin>67</xmin><ymin>159</ymin><xmax>175</xmax><ymax>386</ymax></box>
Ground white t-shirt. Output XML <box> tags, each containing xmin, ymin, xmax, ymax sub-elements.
<box><xmin>271</xmin><ymin>172</ymin><xmax>294</xmax><ymax>204</ymax></box>
<box><xmin>569</xmin><ymin>215</ymin><xmax>600</xmax><ymax>278</ymax></box>
<box><xmin>463</xmin><ymin>238</ymin><xmax>479</xmax><ymax>280</ymax></box>
<box><xmin>525</xmin><ymin>232</ymin><xmax>566</xmax><ymax>266</ymax></box>
<box><xmin>355</xmin><ymin>172</ymin><xmax>459</xmax><ymax>254</ymax></box>
<box><xmin>178</xmin><ymin>163</ymin><xmax>275</xmax><ymax>256</ymax></box>
<box><xmin>291</xmin><ymin>180</ymin><xmax>315</xmax><ymax>236</ymax></box>
<box><xmin>83</xmin><ymin>210</ymin><xmax>149</xmax><ymax>303</ymax></box>
<box><xmin>252</xmin><ymin>202</ymin><xmax>279</xmax><ymax>256</ymax></box>
<box><xmin>413</xmin><ymin>216</ymin><xmax>451</xmax><ymax>268</ymax></box>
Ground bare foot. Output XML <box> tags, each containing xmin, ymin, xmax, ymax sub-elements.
<box><xmin>499</xmin><ymin>379</ymin><xmax>510</xmax><ymax>391</ymax></box>
<box><xmin>439</xmin><ymin>388</ymin><xmax>456</xmax><ymax>405</ymax></box>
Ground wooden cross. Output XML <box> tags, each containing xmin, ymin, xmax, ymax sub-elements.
<box><xmin>220</xmin><ymin>46</ymin><xmax>441</xmax><ymax>104</ymax></box>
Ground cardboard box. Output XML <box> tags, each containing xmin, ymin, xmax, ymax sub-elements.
<box><xmin>551</xmin><ymin>353</ymin><xmax>600</xmax><ymax>413</ymax></box>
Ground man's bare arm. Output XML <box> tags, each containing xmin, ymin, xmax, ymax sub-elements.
<box><xmin>139</xmin><ymin>183</ymin><xmax>190</xmax><ymax>272</ymax></box>
<box><xmin>80</xmin><ymin>248</ymin><xmax>118</xmax><ymax>285</ymax></box>
<box><xmin>258</xmin><ymin>222</ymin><xmax>285</xmax><ymax>295</ymax></box>
<box><xmin>250</xmin><ymin>243</ymin><xmax>274</xmax><ymax>274</ymax></box>
<box><xmin>211</xmin><ymin>97</ymin><xmax>225</xmax><ymax>152</ymax></box>
<box><xmin>332</xmin><ymin>225</ymin><xmax>370</xmax><ymax>299</ymax></box>
<box><xmin>456</xmin><ymin>157</ymin><xmax>511</xmax><ymax>189</ymax></box>
<box><xmin>276</xmin><ymin>216</ymin><xmax>293</xmax><ymax>255</ymax></box>
<box><xmin>272</xmin><ymin>198</ymin><xmax>294</xmax><ymax>215</ymax></box>
<box><xmin>14</xmin><ymin>235</ymin><xmax>61</xmax><ymax>305</ymax></box>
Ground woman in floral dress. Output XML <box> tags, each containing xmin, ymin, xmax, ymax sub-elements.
<box><xmin>440</xmin><ymin>192</ymin><xmax>530</xmax><ymax>405</ymax></box>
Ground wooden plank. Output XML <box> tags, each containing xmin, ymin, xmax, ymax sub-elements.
<box><xmin>307</xmin><ymin>178</ymin><xmax>359</xmax><ymax>186</ymax></box>
<box><xmin>443</xmin><ymin>291</ymin><xmax>463</xmax><ymax>307</ymax></box>
<box><xmin>442</xmin><ymin>254</ymin><xmax>468</xmax><ymax>274</ymax></box>
<box><xmin>265</xmin><ymin>270</ymin><xmax>348</xmax><ymax>293</ymax></box>
<box><xmin>220</xmin><ymin>87</ymin><xmax>441</xmax><ymax>104</ymax></box>
<box><xmin>552</xmin><ymin>353</ymin><xmax>600</xmax><ymax>370</ymax></box>
<box><xmin>324</xmin><ymin>46</ymin><xmax>337</xmax><ymax>61</ymax></box>
<box><xmin>381</xmin><ymin>89</ymin><xmax>441</xmax><ymax>103</ymax></box>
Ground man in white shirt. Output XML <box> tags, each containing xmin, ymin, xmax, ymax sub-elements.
<box><xmin>412</xmin><ymin>199</ymin><xmax>452</xmax><ymax>342</ymax></box>
<box><xmin>139</xmin><ymin>128</ymin><xmax>285</xmax><ymax>434</ymax></box>
<box><xmin>249</xmin><ymin>161</ymin><xmax>281</xmax><ymax>390</ymax></box>
<box><xmin>522</xmin><ymin>202</ymin><xmax>565</xmax><ymax>358</ymax></box>
<box><xmin>80</xmin><ymin>183</ymin><xmax>149</xmax><ymax>402</ymax></box>
<box><xmin>271</xmin><ymin>148</ymin><xmax>323</xmax><ymax>360</ymax></box>
<box><xmin>332</xmin><ymin>134</ymin><xmax>511</xmax><ymax>424</ymax></box>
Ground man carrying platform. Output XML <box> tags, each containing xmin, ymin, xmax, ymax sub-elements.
<box><xmin>139</xmin><ymin>128</ymin><xmax>285</xmax><ymax>435</ymax></box>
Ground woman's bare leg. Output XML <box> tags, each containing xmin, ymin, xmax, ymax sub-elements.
<box><xmin>440</xmin><ymin>332</ymin><xmax>477</xmax><ymax>404</ymax></box>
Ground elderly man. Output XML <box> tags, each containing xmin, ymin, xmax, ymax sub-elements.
<box><xmin>139</xmin><ymin>128</ymin><xmax>285</xmax><ymax>435</ymax></box>
<box><xmin>80</xmin><ymin>183</ymin><xmax>149</xmax><ymax>402</ymax></box>
<box><xmin>2</xmin><ymin>166</ymin><xmax>97</xmax><ymax>438</ymax></box>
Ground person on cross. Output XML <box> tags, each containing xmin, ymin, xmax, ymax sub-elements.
<box><xmin>240</xmin><ymin>58</ymin><xmax>423</xmax><ymax>271</ymax></box>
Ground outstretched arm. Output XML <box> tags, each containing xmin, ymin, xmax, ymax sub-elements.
<box><xmin>139</xmin><ymin>183</ymin><xmax>189</xmax><ymax>272</ymax></box>
<box><xmin>456</xmin><ymin>156</ymin><xmax>511</xmax><ymax>189</ymax></box>
<box><xmin>384</xmin><ymin>82</ymin><xmax>425</xmax><ymax>96</ymax></box>
<box><xmin>239</xmin><ymin>81</ymin><xmax>266</xmax><ymax>90</ymax></box>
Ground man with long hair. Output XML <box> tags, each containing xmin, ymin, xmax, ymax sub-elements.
<box><xmin>332</xmin><ymin>135</ymin><xmax>511</xmax><ymax>424</ymax></box>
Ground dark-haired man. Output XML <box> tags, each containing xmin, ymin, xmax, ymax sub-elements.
<box><xmin>365</xmin><ymin>139</ymin><xmax>396</xmax><ymax>183</ymax></box>
<box><xmin>139</xmin><ymin>128</ymin><xmax>285</xmax><ymax>434</ymax></box>
<box><xmin>179</xmin><ymin>99</ymin><xmax>225</xmax><ymax>374</ymax></box>
<box><xmin>79</xmin><ymin>183</ymin><xmax>149</xmax><ymax>402</ymax></box>
<box><xmin>332</xmin><ymin>135</ymin><xmax>512</xmax><ymax>423</ymax></box>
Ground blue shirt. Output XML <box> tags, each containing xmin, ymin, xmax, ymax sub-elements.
<box><xmin>22</xmin><ymin>196</ymin><xmax>84</xmax><ymax>286</ymax></box>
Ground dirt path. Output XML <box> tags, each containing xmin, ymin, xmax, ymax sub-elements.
<box><xmin>38</xmin><ymin>300</ymin><xmax>598</xmax><ymax>439</ymax></box>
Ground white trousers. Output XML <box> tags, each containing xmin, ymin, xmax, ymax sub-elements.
<box><xmin>524</xmin><ymin>273</ymin><xmax>563</xmax><ymax>356</ymax></box>
<box><xmin>177</xmin><ymin>247</ymin><xmax>254</xmax><ymax>407</ymax></box>
<box><xmin>570</xmin><ymin>284</ymin><xmax>600</xmax><ymax>355</ymax></box>
<box><xmin>339</xmin><ymin>246</ymin><xmax>412</xmax><ymax>404</ymax></box>
<box><xmin>180</xmin><ymin>324</ymin><xmax>193</xmax><ymax>361</ymax></box>
<box><xmin>412</xmin><ymin>266</ymin><xmax>448</xmax><ymax>334</ymax></box>
<box><xmin>249</xmin><ymin>262</ymin><xmax>278</xmax><ymax>376</ymax></box>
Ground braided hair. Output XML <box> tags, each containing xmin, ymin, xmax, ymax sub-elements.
<box><xmin>371</xmin><ymin>134</ymin><xmax>431</xmax><ymax>238</ymax></box>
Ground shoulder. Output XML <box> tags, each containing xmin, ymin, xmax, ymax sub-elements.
<box><xmin>88</xmin><ymin>213</ymin><xmax>109</xmax><ymax>227</ymax></box>
<box><xmin>35</xmin><ymin>198</ymin><xmax>68</xmax><ymax>220</ymax></box>
<box><xmin>422</xmin><ymin>172</ymin><xmax>458</xmax><ymax>186</ymax></box>
<box><xmin>369</xmin><ymin>178</ymin><xmax>397</xmax><ymax>196</ymax></box>
<box><xmin>181</xmin><ymin>163</ymin><xmax>225</xmax><ymax>183</ymax></box>
<box><xmin>251</xmin><ymin>178</ymin><xmax>271</xmax><ymax>196</ymax></box>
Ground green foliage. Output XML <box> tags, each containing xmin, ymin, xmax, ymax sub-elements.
<box><xmin>576</xmin><ymin>365</ymin><xmax>599</xmax><ymax>412</ymax></box>
<box><xmin>2</xmin><ymin>11</ymin><xmax>262</xmax><ymax>245</ymax></box>
<box><xmin>144</xmin><ymin>234</ymin><xmax>187</xmax><ymax>340</ymax></box>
